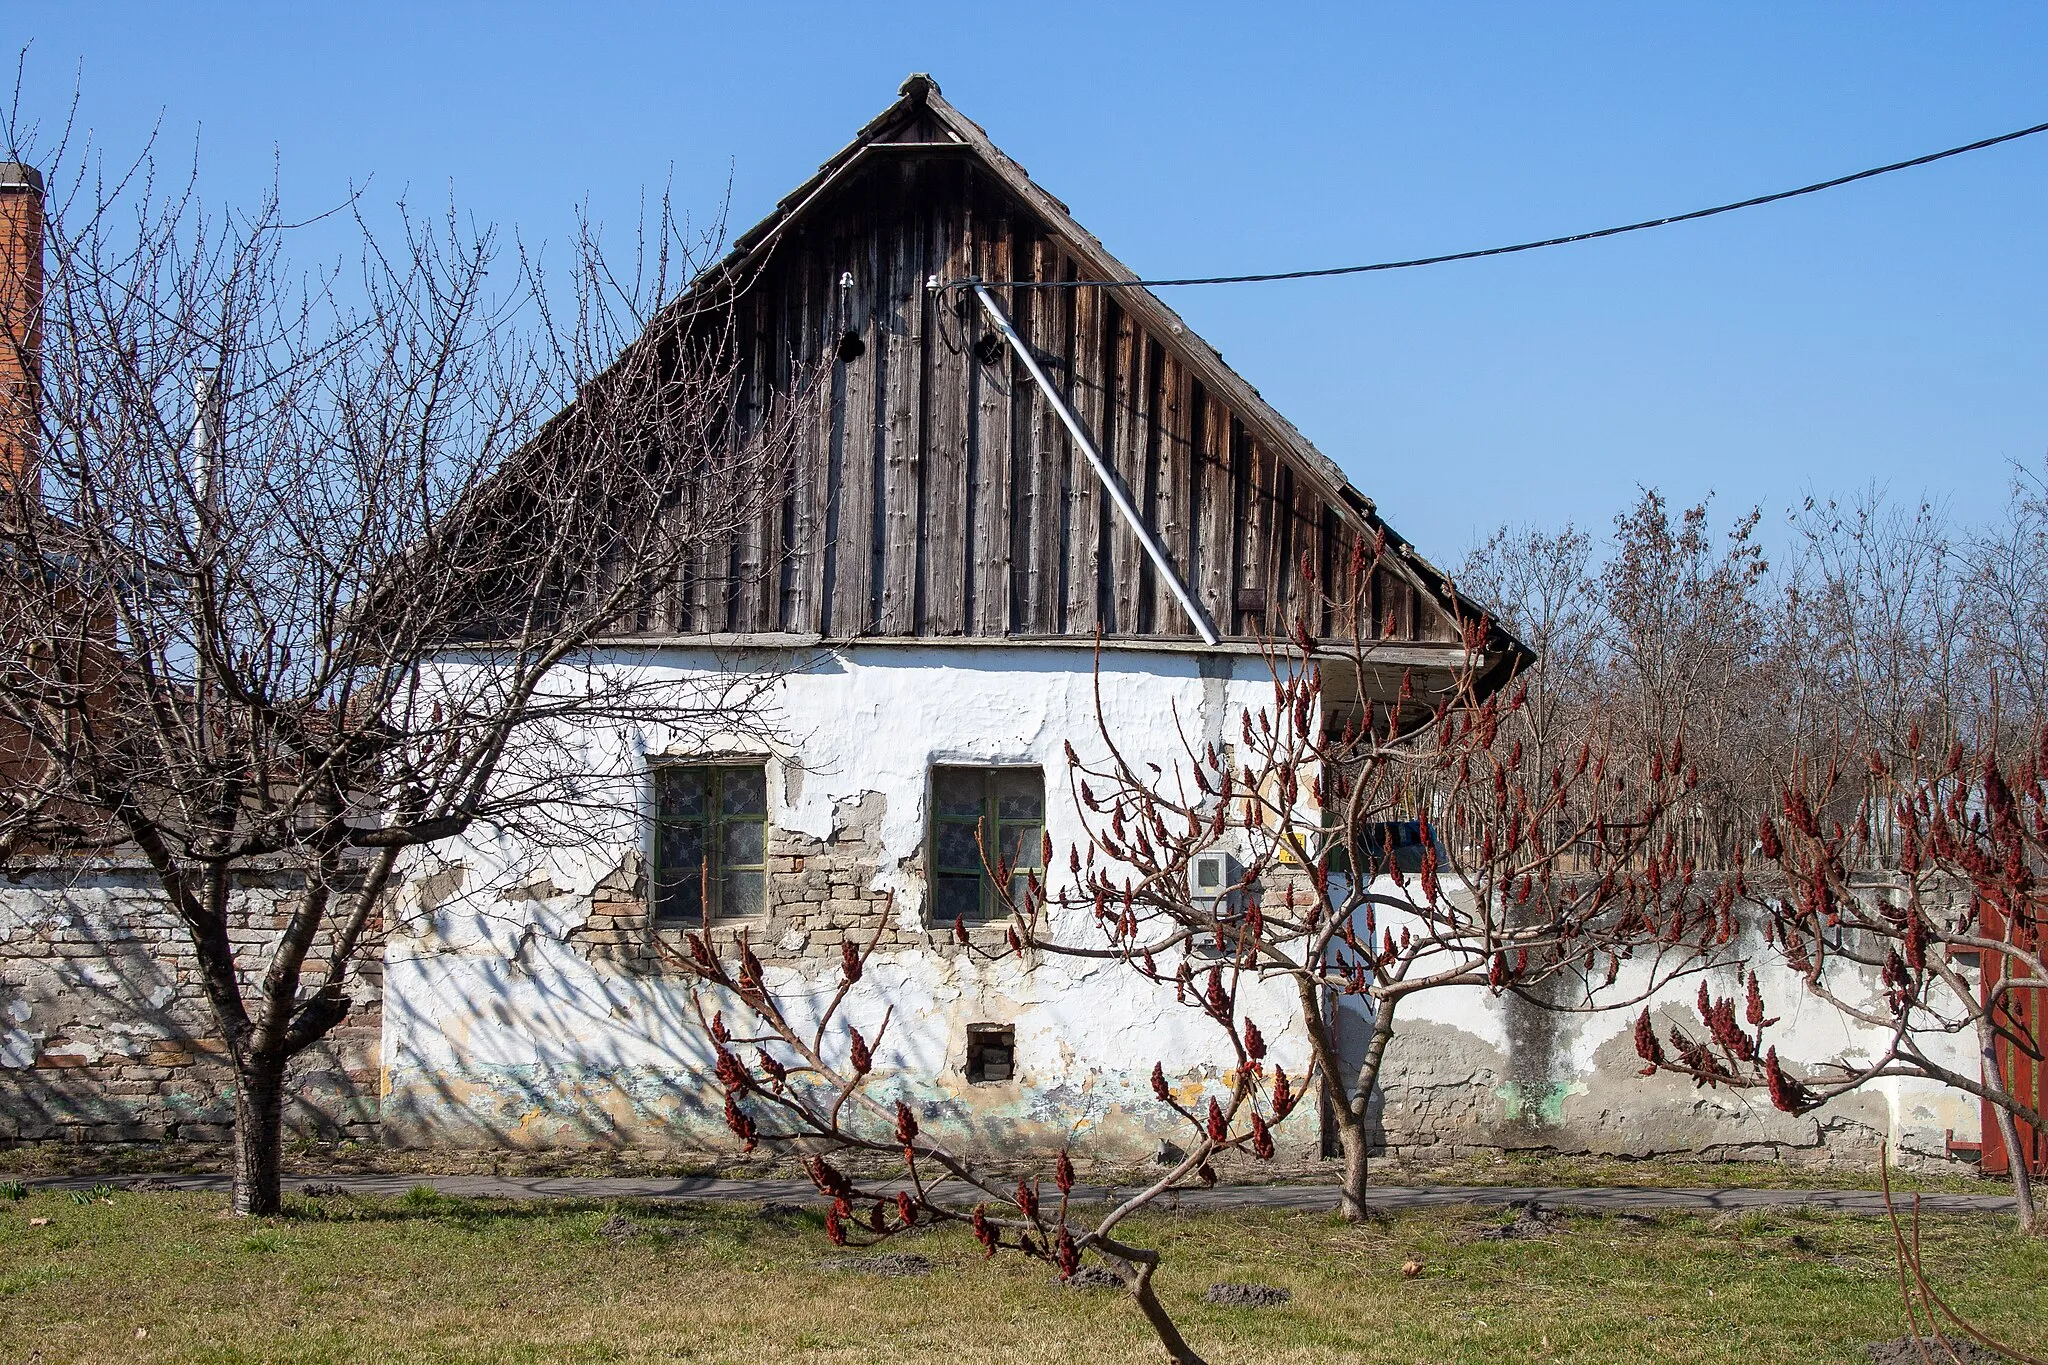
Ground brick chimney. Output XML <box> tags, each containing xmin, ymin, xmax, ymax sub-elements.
<box><xmin>0</xmin><ymin>162</ymin><xmax>44</xmax><ymax>489</ymax></box>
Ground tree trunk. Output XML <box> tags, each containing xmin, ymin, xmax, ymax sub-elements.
<box><xmin>1990</xmin><ymin>1102</ymin><xmax>2038</xmax><ymax>1235</ymax></box>
<box><xmin>1336</xmin><ymin>1119</ymin><xmax>1371</xmax><ymax>1223</ymax></box>
<box><xmin>1129</xmin><ymin>1267</ymin><xmax>1206</xmax><ymax>1364</ymax></box>
<box><xmin>232</xmin><ymin>1056</ymin><xmax>287</xmax><ymax>1217</ymax></box>
<box><xmin>1334</xmin><ymin>992</ymin><xmax>1399</xmax><ymax>1223</ymax></box>
<box><xmin>1976</xmin><ymin>1016</ymin><xmax>2038</xmax><ymax>1234</ymax></box>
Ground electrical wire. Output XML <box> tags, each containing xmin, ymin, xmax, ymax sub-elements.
<box><xmin>951</xmin><ymin>116</ymin><xmax>2048</xmax><ymax>291</ymax></box>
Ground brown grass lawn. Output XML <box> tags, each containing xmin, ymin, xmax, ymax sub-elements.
<box><xmin>0</xmin><ymin>1142</ymin><xmax>2007</xmax><ymax>1198</ymax></box>
<box><xmin>1</xmin><ymin>1185</ymin><xmax>2042</xmax><ymax>1363</ymax></box>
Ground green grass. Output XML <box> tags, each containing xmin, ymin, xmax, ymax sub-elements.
<box><xmin>0</xmin><ymin>1187</ymin><xmax>2041</xmax><ymax>1362</ymax></box>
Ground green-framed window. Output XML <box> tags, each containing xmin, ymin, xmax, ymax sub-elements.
<box><xmin>930</xmin><ymin>765</ymin><xmax>1044</xmax><ymax>926</ymax></box>
<box><xmin>652</xmin><ymin>764</ymin><xmax>768</xmax><ymax>926</ymax></box>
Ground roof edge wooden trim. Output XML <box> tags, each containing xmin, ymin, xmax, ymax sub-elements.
<box><xmin>581</xmin><ymin>630</ymin><xmax>1487</xmax><ymax>669</ymax></box>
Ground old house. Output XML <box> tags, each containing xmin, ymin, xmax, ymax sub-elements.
<box><xmin>0</xmin><ymin>79</ymin><xmax>1985</xmax><ymax>1172</ymax></box>
<box><xmin>376</xmin><ymin>77</ymin><xmax>1977</xmax><ymax>1170</ymax></box>
<box><xmin>378</xmin><ymin>73</ymin><xmax>1498</xmax><ymax>1163</ymax></box>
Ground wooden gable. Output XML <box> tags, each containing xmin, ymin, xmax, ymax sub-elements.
<box><xmin>629</xmin><ymin>76</ymin><xmax>1490</xmax><ymax>657</ymax></box>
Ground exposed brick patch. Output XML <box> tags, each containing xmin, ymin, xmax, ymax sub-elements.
<box><xmin>569</xmin><ymin>790</ymin><xmax>998</xmax><ymax>970</ymax></box>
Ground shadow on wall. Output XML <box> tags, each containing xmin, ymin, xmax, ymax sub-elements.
<box><xmin>379</xmin><ymin>937</ymin><xmax>1289</xmax><ymax>1165</ymax></box>
<box><xmin>0</xmin><ymin>872</ymin><xmax>380</xmax><ymax>1145</ymax></box>
<box><xmin>1326</xmin><ymin>1001</ymin><xmax>1389</xmax><ymax>1158</ymax></box>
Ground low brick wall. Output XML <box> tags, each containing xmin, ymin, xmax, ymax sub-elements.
<box><xmin>0</xmin><ymin>863</ymin><xmax>382</xmax><ymax>1145</ymax></box>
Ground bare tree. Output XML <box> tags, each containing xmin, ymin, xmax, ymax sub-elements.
<box><xmin>1599</xmin><ymin>491</ymin><xmax>1773</xmax><ymax>866</ymax></box>
<box><xmin>1462</xmin><ymin>492</ymin><xmax>1782</xmax><ymax>872</ymax></box>
<box><xmin>1776</xmin><ymin>489</ymin><xmax>1969</xmax><ymax>780</ymax></box>
<box><xmin>1964</xmin><ymin>460</ymin><xmax>2048</xmax><ymax>751</ymax></box>
<box><xmin>1456</xmin><ymin>521</ymin><xmax>1603</xmax><ymax>792</ymax></box>
<box><xmin>0</xmin><ymin>112</ymin><xmax>798</xmax><ymax>1213</ymax></box>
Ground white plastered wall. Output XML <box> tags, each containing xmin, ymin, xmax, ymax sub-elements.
<box><xmin>382</xmin><ymin>642</ymin><xmax>1981</xmax><ymax>1171</ymax></box>
<box><xmin>381</xmin><ymin>643</ymin><xmax>1317</xmax><ymax>1162</ymax></box>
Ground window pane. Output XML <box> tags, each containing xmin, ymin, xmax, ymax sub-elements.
<box><xmin>935</xmin><ymin>819</ymin><xmax>984</xmax><ymax>873</ymax></box>
<box><xmin>935</xmin><ymin>874</ymin><xmax>983</xmax><ymax>923</ymax></box>
<box><xmin>721</xmin><ymin>767</ymin><xmax>767</xmax><ymax>816</ymax></box>
<box><xmin>934</xmin><ymin>768</ymin><xmax>985</xmax><ymax>818</ymax></box>
<box><xmin>999</xmin><ymin>821</ymin><xmax>1042</xmax><ymax>871</ymax></box>
<box><xmin>659</xmin><ymin>768</ymin><xmax>708</xmax><ymax>819</ymax></box>
<box><xmin>993</xmin><ymin>769</ymin><xmax>1043</xmax><ymax>821</ymax></box>
<box><xmin>721</xmin><ymin>819</ymin><xmax>765</xmax><ymax>869</ymax></box>
<box><xmin>719</xmin><ymin>868</ymin><xmax>765</xmax><ymax>920</ymax></box>
<box><xmin>655</xmin><ymin>818</ymin><xmax>705</xmax><ymax>925</ymax></box>
<box><xmin>656</xmin><ymin>872</ymin><xmax>702</xmax><ymax>924</ymax></box>
<box><xmin>660</xmin><ymin>821</ymin><xmax>706</xmax><ymax>879</ymax></box>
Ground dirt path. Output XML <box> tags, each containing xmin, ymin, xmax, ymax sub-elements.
<box><xmin>34</xmin><ymin>1171</ymin><xmax>2017</xmax><ymax>1215</ymax></box>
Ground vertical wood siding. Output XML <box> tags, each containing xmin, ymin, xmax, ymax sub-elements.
<box><xmin>652</xmin><ymin>152</ymin><xmax>1452</xmax><ymax>646</ymax></box>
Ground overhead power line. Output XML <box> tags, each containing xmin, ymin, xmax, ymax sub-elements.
<box><xmin>954</xmin><ymin>116</ymin><xmax>2048</xmax><ymax>291</ymax></box>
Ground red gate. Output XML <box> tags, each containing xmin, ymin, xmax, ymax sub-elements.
<box><xmin>1979</xmin><ymin>947</ymin><xmax>2047</xmax><ymax>1177</ymax></box>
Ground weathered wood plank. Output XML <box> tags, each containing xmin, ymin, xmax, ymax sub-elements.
<box><xmin>1319</xmin><ymin>505</ymin><xmax>1343</xmax><ymax>640</ymax></box>
<box><xmin>1191</xmin><ymin>386</ymin><xmax>1232</xmax><ymax>635</ymax></box>
<box><xmin>922</xmin><ymin>171</ymin><xmax>972</xmax><ymax>635</ymax></box>
<box><xmin>747</xmin><ymin>275</ymin><xmax>777</xmax><ymax>635</ymax></box>
<box><xmin>687</xmin><ymin>337</ymin><xmax>729</xmax><ymax>632</ymax></box>
<box><xmin>827</xmin><ymin>201</ymin><xmax>881</xmax><ymax>636</ymax></box>
<box><xmin>1373</xmin><ymin>564</ymin><xmax>1413</xmax><ymax>639</ymax></box>
<box><xmin>723</xmin><ymin>294</ymin><xmax>762</xmax><ymax>631</ymax></box>
<box><xmin>682</xmin><ymin>421</ymin><xmax>712</xmax><ymax>633</ymax></box>
<box><xmin>1286</xmin><ymin>466</ymin><xmax>1322</xmax><ymax>636</ymax></box>
<box><xmin>1269</xmin><ymin>457</ymin><xmax>1296</xmax><ymax>634</ymax></box>
<box><xmin>1225</xmin><ymin>420</ymin><xmax>1255</xmax><ymax>635</ymax></box>
<box><xmin>1019</xmin><ymin>238</ymin><xmax>1071</xmax><ymax>634</ymax></box>
<box><xmin>878</xmin><ymin>165</ymin><xmax>926</xmax><ymax>636</ymax></box>
<box><xmin>1103</xmin><ymin>303</ymin><xmax>1146</xmax><ymax>635</ymax></box>
<box><xmin>779</xmin><ymin>237</ymin><xmax>825</xmax><ymax>633</ymax></box>
<box><xmin>668</xmin><ymin>421</ymin><xmax>698</xmax><ymax>632</ymax></box>
<box><xmin>1250</xmin><ymin>441</ymin><xmax>1286</xmax><ymax>638</ymax></box>
<box><xmin>971</xmin><ymin>197</ymin><xmax>1015</xmax><ymax>637</ymax></box>
<box><xmin>762</xmin><ymin>260</ymin><xmax>797</xmax><ymax>633</ymax></box>
<box><xmin>1152</xmin><ymin>354</ymin><xmax>1194</xmax><ymax>637</ymax></box>
<box><xmin>1063</xmin><ymin>273</ymin><xmax>1105</xmax><ymax>635</ymax></box>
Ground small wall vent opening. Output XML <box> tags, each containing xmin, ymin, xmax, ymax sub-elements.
<box><xmin>966</xmin><ymin>1024</ymin><xmax>1014</xmax><ymax>1084</ymax></box>
<box><xmin>836</xmin><ymin>331</ymin><xmax>867</xmax><ymax>363</ymax></box>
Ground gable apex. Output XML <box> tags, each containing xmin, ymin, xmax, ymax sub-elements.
<box><xmin>653</xmin><ymin>77</ymin><xmax>1522</xmax><ymax>670</ymax></box>
<box><xmin>721</xmin><ymin>77</ymin><xmax>1369</xmax><ymax>518</ymax></box>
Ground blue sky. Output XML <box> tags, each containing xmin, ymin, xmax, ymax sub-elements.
<box><xmin>12</xmin><ymin>4</ymin><xmax>2048</xmax><ymax>564</ymax></box>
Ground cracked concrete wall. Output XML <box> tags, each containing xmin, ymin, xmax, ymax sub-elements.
<box><xmin>1333</xmin><ymin>895</ymin><xmax>1979</xmax><ymax>1171</ymax></box>
<box><xmin>0</xmin><ymin>866</ymin><xmax>381</xmax><ymax>1144</ymax></box>
<box><xmin>381</xmin><ymin>643</ymin><xmax>1319</xmax><ymax>1168</ymax></box>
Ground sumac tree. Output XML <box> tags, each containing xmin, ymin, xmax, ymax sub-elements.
<box><xmin>1637</xmin><ymin>724</ymin><xmax>2047</xmax><ymax>1233</ymax></box>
